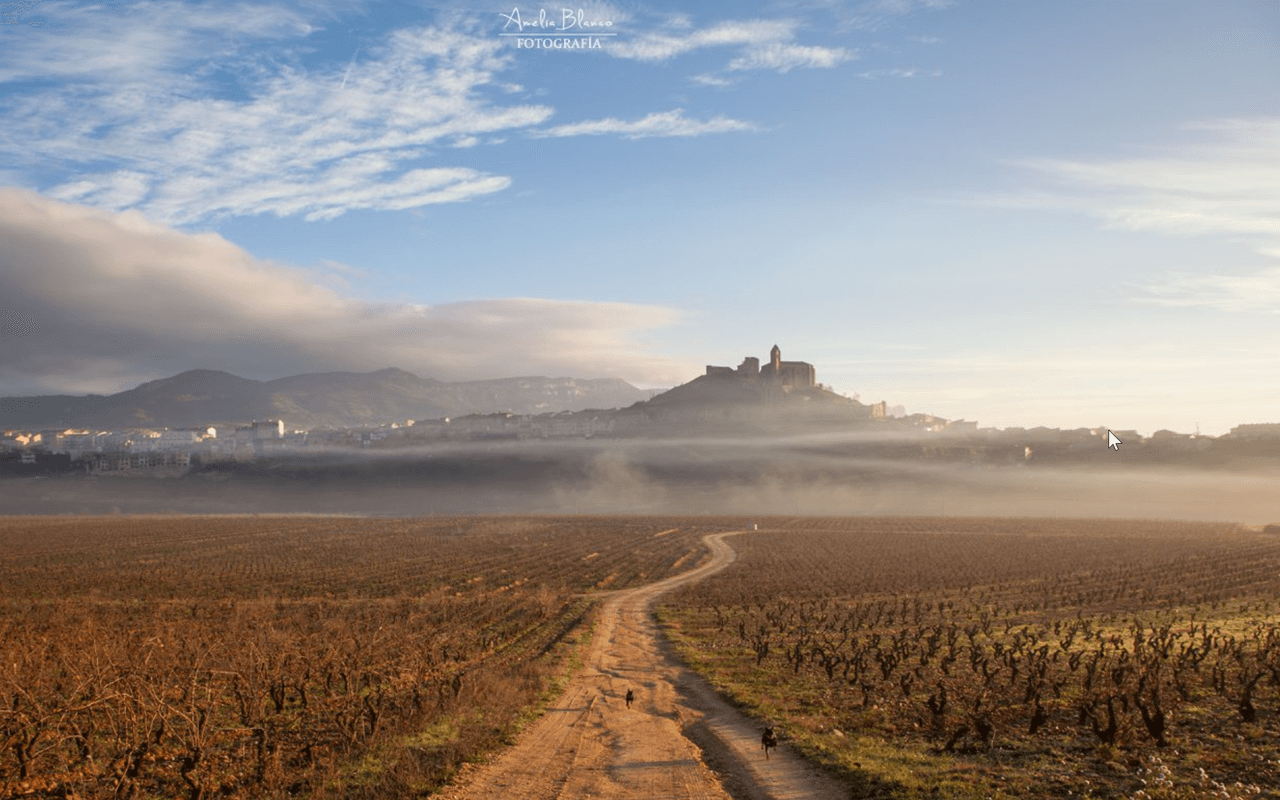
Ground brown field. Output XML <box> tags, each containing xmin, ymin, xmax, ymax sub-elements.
<box><xmin>7</xmin><ymin>515</ymin><xmax>1280</xmax><ymax>800</ymax></box>
<box><xmin>0</xmin><ymin>515</ymin><xmax>718</xmax><ymax>799</ymax></box>
<box><xmin>659</xmin><ymin>517</ymin><xmax>1280</xmax><ymax>799</ymax></box>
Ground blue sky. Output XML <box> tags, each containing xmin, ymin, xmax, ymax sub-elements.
<box><xmin>1</xmin><ymin>0</ymin><xmax>1277</xmax><ymax>434</ymax></box>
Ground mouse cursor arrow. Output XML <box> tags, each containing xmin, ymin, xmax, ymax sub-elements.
<box><xmin>1107</xmin><ymin>430</ymin><xmax>1122</xmax><ymax>450</ymax></box>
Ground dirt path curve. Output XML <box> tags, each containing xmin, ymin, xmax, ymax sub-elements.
<box><xmin>442</xmin><ymin>532</ymin><xmax>848</xmax><ymax>800</ymax></box>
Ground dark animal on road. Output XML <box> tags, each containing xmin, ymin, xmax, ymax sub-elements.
<box><xmin>761</xmin><ymin>727</ymin><xmax>778</xmax><ymax>759</ymax></box>
<box><xmin>625</xmin><ymin>689</ymin><xmax>634</xmax><ymax>709</ymax></box>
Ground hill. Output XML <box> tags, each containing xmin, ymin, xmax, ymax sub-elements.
<box><xmin>0</xmin><ymin>368</ymin><xmax>651</xmax><ymax>430</ymax></box>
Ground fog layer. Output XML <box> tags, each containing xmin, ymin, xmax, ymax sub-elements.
<box><xmin>3</xmin><ymin>436</ymin><xmax>1276</xmax><ymax>524</ymax></box>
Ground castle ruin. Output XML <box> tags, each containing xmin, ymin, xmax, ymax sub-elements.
<box><xmin>705</xmin><ymin>344</ymin><xmax>816</xmax><ymax>390</ymax></box>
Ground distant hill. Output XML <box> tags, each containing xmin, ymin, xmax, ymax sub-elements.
<box><xmin>610</xmin><ymin>370</ymin><xmax>869</xmax><ymax>436</ymax></box>
<box><xmin>639</xmin><ymin>370</ymin><xmax>859</xmax><ymax>410</ymax></box>
<box><xmin>0</xmin><ymin>368</ymin><xmax>652</xmax><ymax>430</ymax></box>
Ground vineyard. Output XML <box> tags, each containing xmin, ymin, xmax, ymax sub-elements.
<box><xmin>0</xmin><ymin>515</ymin><xmax>713</xmax><ymax>799</ymax></box>
<box><xmin>659</xmin><ymin>517</ymin><xmax>1280</xmax><ymax>799</ymax></box>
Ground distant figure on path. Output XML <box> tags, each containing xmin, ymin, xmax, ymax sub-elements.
<box><xmin>625</xmin><ymin>688</ymin><xmax>634</xmax><ymax>708</ymax></box>
<box><xmin>761</xmin><ymin>726</ymin><xmax>778</xmax><ymax>759</ymax></box>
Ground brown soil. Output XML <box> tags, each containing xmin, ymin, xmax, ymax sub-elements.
<box><xmin>441</xmin><ymin>532</ymin><xmax>847</xmax><ymax>800</ymax></box>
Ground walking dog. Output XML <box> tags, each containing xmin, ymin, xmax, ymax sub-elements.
<box><xmin>761</xmin><ymin>727</ymin><xmax>778</xmax><ymax>759</ymax></box>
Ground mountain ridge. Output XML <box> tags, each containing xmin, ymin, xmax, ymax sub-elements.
<box><xmin>0</xmin><ymin>368</ymin><xmax>653</xmax><ymax>430</ymax></box>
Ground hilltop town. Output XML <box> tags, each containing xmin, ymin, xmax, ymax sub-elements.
<box><xmin>0</xmin><ymin>346</ymin><xmax>901</xmax><ymax>475</ymax></box>
<box><xmin>1</xmin><ymin>345</ymin><xmax>1276</xmax><ymax>478</ymax></box>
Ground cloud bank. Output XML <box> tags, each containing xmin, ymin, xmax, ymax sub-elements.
<box><xmin>0</xmin><ymin>189</ymin><xmax>692</xmax><ymax>395</ymax></box>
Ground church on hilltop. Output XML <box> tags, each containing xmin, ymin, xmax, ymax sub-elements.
<box><xmin>705</xmin><ymin>345</ymin><xmax>816</xmax><ymax>390</ymax></box>
<box><xmin>633</xmin><ymin>342</ymin><xmax>860</xmax><ymax>422</ymax></box>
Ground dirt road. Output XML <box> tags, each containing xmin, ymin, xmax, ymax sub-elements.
<box><xmin>443</xmin><ymin>532</ymin><xmax>848</xmax><ymax>800</ymax></box>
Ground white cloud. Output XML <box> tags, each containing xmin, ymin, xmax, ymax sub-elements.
<box><xmin>2</xmin><ymin>4</ymin><xmax>795</xmax><ymax>223</ymax></box>
<box><xmin>1</xmin><ymin>9</ymin><xmax>551</xmax><ymax>223</ymax></box>
<box><xmin>727</xmin><ymin>43</ymin><xmax>855</xmax><ymax>72</ymax></box>
<box><xmin>609</xmin><ymin>19</ymin><xmax>797</xmax><ymax>62</ymax></box>
<box><xmin>0</xmin><ymin>1</ymin><xmax>313</xmax><ymax>83</ymax></box>
<box><xmin>0</xmin><ymin>189</ymin><xmax>692</xmax><ymax>393</ymax></box>
<box><xmin>856</xmin><ymin>66</ymin><xmax>940</xmax><ymax>79</ymax></box>
<box><xmin>607</xmin><ymin>14</ymin><xmax>856</xmax><ymax>77</ymax></box>
<box><xmin>689</xmin><ymin>73</ymin><xmax>735</xmax><ymax>88</ymax></box>
<box><xmin>532</xmin><ymin>109</ymin><xmax>756</xmax><ymax>140</ymax></box>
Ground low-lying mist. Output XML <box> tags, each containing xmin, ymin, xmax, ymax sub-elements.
<box><xmin>3</xmin><ymin>434</ymin><xmax>1278</xmax><ymax>523</ymax></box>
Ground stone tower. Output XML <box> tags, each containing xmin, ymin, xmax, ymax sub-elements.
<box><xmin>770</xmin><ymin>344</ymin><xmax>781</xmax><ymax>373</ymax></box>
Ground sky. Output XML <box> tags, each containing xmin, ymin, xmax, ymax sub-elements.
<box><xmin>1</xmin><ymin>0</ymin><xmax>1278</xmax><ymax>435</ymax></box>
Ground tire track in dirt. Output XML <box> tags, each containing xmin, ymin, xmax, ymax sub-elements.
<box><xmin>442</xmin><ymin>532</ymin><xmax>848</xmax><ymax>800</ymax></box>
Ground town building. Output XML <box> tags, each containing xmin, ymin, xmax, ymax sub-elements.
<box><xmin>705</xmin><ymin>344</ymin><xmax>816</xmax><ymax>390</ymax></box>
<box><xmin>1229</xmin><ymin>423</ymin><xmax>1280</xmax><ymax>439</ymax></box>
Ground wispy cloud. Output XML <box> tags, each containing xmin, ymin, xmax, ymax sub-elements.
<box><xmin>838</xmin><ymin>0</ymin><xmax>955</xmax><ymax>32</ymax></box>
<box><xmin>774</xmin><ymin>0</ymin><xmax>953</xmax><ymax>33</ymax></box>
<box><xmin>532</xmin><ymin>109</ymin><xmax>756</xmax><ymax>139</ymax></box>
<box><xmin>1</xmin><ymin>8</ymin><xmax>550</xmax><ymax>223</ymax></box>
<box><xmin>0</xmin><ymin>2</ymin><xmax>934</xmax><ymax>224</ymax></box>
<box><xmin>608</xmin><ymin>16</ymin><xmax>852</xmax><ymax>74</ymax></box>
<box><xmin>1019</xmin><ymin>119</ymin><xmax>1280</xmax><ymax>241</ymax></box>
<box><xmin>609</xmin><ymin>19</ymin><xmax>797</xmax><ymax>61</ymax></box>
<box><xmin>0</xmin><ymin>3</ymin><xmax>797</xmax><ymax>224</ymax></box>
<box><xmin>0</xmin><ymin>189</ymin><xmax>692</xmax><ymax>393</ymax></box>
<box><xmin>728</xmin><ymin>43</ymin><xmax>855</xmax><ymax>72</ymax></box>
<box><xmin>1010</xmin><ymin>118</ymin><xmax>1280</xmax><ymax>311</ymax></box>
<box><xmin>856</xmin><ymin>66</ymin><xmax>940</xmax><ymax>78</ymax></box>
<box><xmin>0</xmin><ymin>1</ymin><xmax>313</xmax><ymax>83</ymax></box>
<box><xmin>689</xmin><ymin>73</ymin><xmax>736</xmax><ymax>88</ymax></box>
<box><xmin>1135</xmin><ymin>268</ymin><xmax>1280</xmax><ymax>313</ymax></box>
